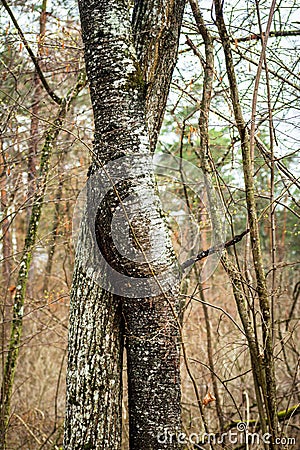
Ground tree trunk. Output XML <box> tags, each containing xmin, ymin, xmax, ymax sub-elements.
<box><xmin>132</xmin><ymin>0</ymin><xmax>186</xmax><ymax>152</ymax></box>
<box><xmin>213</xmin><ymin>0</ymin><xmax>279</xmax><ymax>445</ymax></box>
<box><xmin>64</xmin><ymin>1</ymin><xmax>185</xmax><ymax>448</ymax></box>
<box><xmin>0</xmin><ymin>143</ymin><xmax>12</xmax><ymax>282</ymax></box>
<box><xmin>43</xmin><ymin>169</ymin><xmax>64</xmax><ymax>293</ymax></box>
<box><xmin>64</xmin><ymin>266</ymin><xmax>124</xmax><ymax>450</ymax></box>
<box><xmin>0</xmin><ymin>75</ymin><xmax>85</xmax><ymax>449</ymax></box>
<box><xmin>27</xmin><ymin>0</ymin><xmax>48</xmax><ymax>219</ymax></box>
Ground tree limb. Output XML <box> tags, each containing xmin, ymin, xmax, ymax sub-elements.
<box><xmin>181</xmin><ymin>229</ymin><xmax>250</xmax><ymax>271</ymax></box>
<box><xmin>234</xmin><ymin>29</ymin><xmax>300</xmax><ymax>43</ymax></box>
<box><xmin>1</xmin><ymin>0</ymin><xmax>62</xmax><ymax>105</ymax></box>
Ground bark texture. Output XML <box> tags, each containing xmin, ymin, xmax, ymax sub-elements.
<box><xmin>64</xmin><ymin>1</ymin><xmax>184</xmax><ymax>449</ymax></box>
<box><xmin>0</xmin><ymin>144</ymin><xmax>12</xmax><ymax>281</ymax></box>
<box><xmin>132</xmin><ymin>0</ymin><xmax>186</xmax><ymax>152</ymax></box>
<box><xmin>64</xmin><ymin>267</ymin><xmax>124</xmax><ymax>450</ymax></box>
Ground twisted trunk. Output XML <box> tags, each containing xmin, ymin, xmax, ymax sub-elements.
<box><xmin>64</xmin><ymin>1</ymin><xmax>185</xmax><ymax>448</ymax></box>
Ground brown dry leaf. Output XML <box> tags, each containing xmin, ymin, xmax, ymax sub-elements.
<box><xmin>202</xmin><ymin>391</ymin><xmax>216</xmax><ymax>407</ymax></box>
<box><xmin>8</xmin><ymin>285</ymin><xmax>16</xmax><ymax>294</ymax></box>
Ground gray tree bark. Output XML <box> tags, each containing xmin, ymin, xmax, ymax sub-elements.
<box><xmin>132</xmin><ymin>0</ymin><xmax>186</xmax><ymax>152</ymax></box>
<box><xmin>64</xmin><ymin>1</ymin><xmax>185</xmax><ymax>449</ymax></box>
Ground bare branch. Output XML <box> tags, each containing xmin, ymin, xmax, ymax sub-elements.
<box><xmin>182</xmin><ymin>229</ymin><xmax>250</xmax><ymax>271</ymax></box>
<box><xmin>234</xmin><ymin>29</ymin><xmax>300</xmax><ymax>43</ymax></box>
<box><xmin>1</xmin><ymin>0</ymin><xmax>62</xmax><ymax>105</ymax></box>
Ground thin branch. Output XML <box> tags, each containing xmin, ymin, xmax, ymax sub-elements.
<box><xmin>1</xmin><ymin>0</ymin><xmax>62</xmax><ymax>105</ymax></box>
<box><xmin>234</xmin><ymin>29</ymin><xmax>300</xmax><ymax>43</ymax></box>
<box><xmin>255</xmin><ymin>136</ymin><xmax>300</xmax><ymax>191</ymax></box>
<box><xmin>232</xmin><ymin>44</ymin><xmax>300</xmax><ymax>92</ymax></box>
<box><xmin>214</xmin><ymin>0</ymin><xmax>279</xmax><ymax>441</ymax></box>
<box><xmin>286</xmin><ymin>282</ymin><xmax>300</xmax><ymax>331</ymax></box>
<box><xmin>249</xmin><ymin>0</ymin><xmax>277</xmax><ymax>164</ymax></box>
<box><xmin>181</xmin><ymin>229</ymin><xmax>249</xmax><ymax>270</ymax></box>
<box><xmin>183</xmin><ymin>293</ymin><xmax>246</xmax><ymax>336</ymax></box>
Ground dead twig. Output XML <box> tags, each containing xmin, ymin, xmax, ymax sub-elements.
<box><xmin>182</xmin><ymin>229</ymin><xmax>249</xmax><ymax>270</ymax></box>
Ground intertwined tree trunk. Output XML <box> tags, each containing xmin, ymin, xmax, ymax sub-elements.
<box><xmin>64</xmin><ymin>1</ymin><xmax>185</xmax><ymax>449</ymax></box>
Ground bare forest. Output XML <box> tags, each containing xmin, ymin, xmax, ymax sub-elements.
<box><xmin>0</xmin><ymin>0</ymin><xmax>299</xmax><ymax>449</ymax></box>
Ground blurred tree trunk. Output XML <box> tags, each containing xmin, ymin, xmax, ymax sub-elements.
<box><xmin>43</xmin><ymin>156</ymin><xmax>65</xmax><ymax>293</ymax></box>
<box><xmin>0</xmin><ymin>142</ymin><xmax>12</xmax><ymax>282</ymax></box>
<box><xmin>64</xmin><ymin>1</ymin><xmax>185</xmax><ymax>449</ymax></box>
<box><xmin>26</xmin><ymin>0</ymin><xmax>48</xmax><ymax>300</ymax></box>
<box><xmin>27</xmin><ymin>0</ymin><xmax>47</xmax><ymax>217</ymax></box>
